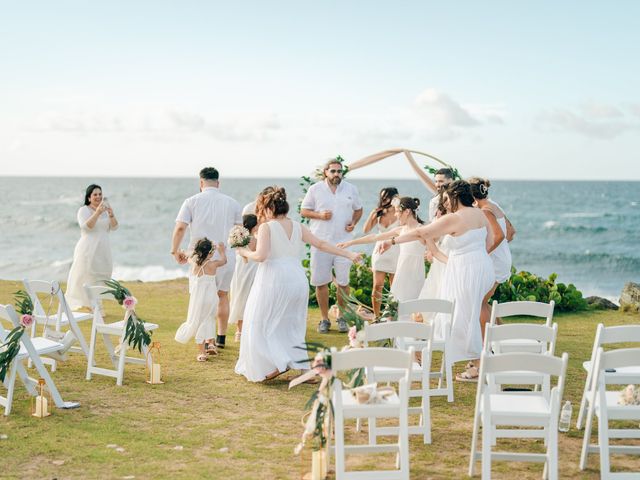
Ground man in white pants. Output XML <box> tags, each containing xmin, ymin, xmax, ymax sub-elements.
<box><xmin>301</xmin><ymin>159</ymin><xmax>363</xmax><ymax>333</ymax></box>
<box><xmin>171</xmin><ymin>167</ymin><xmax>242</xmax><ymax>350</ymax></box>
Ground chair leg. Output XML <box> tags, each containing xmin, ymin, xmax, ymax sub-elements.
<box><xmin>597</xmin><ymin>413</ymin><xmax>611</xmax><ymax>477</ymax></box>
<box><xmin>469</xmin><ymin>405</ymin><xmax>480</xmax><ymax>476</ymax></box>
<box><xmin>481</xmin><ymin>410</ymin><xmax>492</xmax><ymax>479</ymax></box>
<box><xmin>368</xmin><ymin>416</ymin><xmax>377</xmax><ymax>445</ymax></box>
<box><xmin>445</xmin><ymin>356</ymin><xmax>454</xmax><ymax>402</ymax></box>
<box><xmin>3</xmin><ymin>362</ymin><xmax>18</xmax><ymax>416</ymax></box>
<box><xmin>579</xmin><ymin>406</ymin><xmax>595</xmax><ymax>470</ymax></box>
<box><xmin>334</xmin><ymin>411</ymin><xmax>345</xmax><ymax>478</ymax></box>
<box><xmin>86</xmin><ymin>325</ymin><xmax>98</xmax><ymax>380</ymax></box>
<box><xmin>546</xmin><ymin>422</ymin><xmax>558</xmax><ymax>480</ymax></box>
<box><xmin>399</xmin><ymin>406</ymin><xmax>410</xmax><ymax>479</ymax></box>
<box><xmin>116</xmin><ymin>336</ymin><xmax>127</xmax><ymax>386</ymax></box>
<box><xmin>422</xmin><ymin>389</ymin><xmax>431</xmax><ymax>444</ymax></box>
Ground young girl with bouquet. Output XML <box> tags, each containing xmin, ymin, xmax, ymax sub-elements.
<box><xmin>175</xmin><ymin>238</ymin><xmax>227</xmax><ymax>362</ymax></box>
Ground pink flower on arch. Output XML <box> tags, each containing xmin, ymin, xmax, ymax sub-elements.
<box><xmin>123</xmin><ymin>295</ymin><xmax>138</xmax><ymax>311</ymax></box>
<box><xmin>20</xmin><ymin>314</ymin><xmax>34</xmax><ymax>328</ymax></box>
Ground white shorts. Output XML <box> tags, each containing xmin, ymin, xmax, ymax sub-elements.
<box><xmin>215</xmin><ymin>254</ymin><xmax>235</xmax><ymax>292</ymax></box>
<box><xmin>310</xmin><ymin>248</ymin><xmax>352</xmax><ymax>287</ymax></box>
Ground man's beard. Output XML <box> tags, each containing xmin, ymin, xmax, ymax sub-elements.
<box><xmin>328</xmin><ymin>176</ymin><xmax>342</xmax><ymax>186</ymax></box>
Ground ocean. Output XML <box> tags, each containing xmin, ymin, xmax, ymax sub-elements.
<box><xmin>1</xmin><ymin>177</ymin><xmax>638</xmax><ymax>301</ymax></box>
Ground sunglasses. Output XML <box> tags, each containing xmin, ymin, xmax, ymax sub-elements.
<box><xmin>328</xmin><ymin>169</ymin><xmax>343</xmax><ymax>174</ymax></box>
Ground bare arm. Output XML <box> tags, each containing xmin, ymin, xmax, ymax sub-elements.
<box><xmin>238</xmin><ymin>223</ymin><xmax>271</xmax><ymax>262</ymax></box>
<box><xmin>426</xmin><ymin>237</ymin><xmax>448</xmax><ymax>263</ymax></box>
<box><xmin>211</xmin><ymin>243</ymin><xmax>227</xmax><ymax>268</ymax></box>
<box><xmin>301</xmin><ymin>225</ymin><xmax>361</xmax><ymax>262</ymax></box>
<box><xmin>482</xmin><ymin>209</ymin><xmax>505</xmax><ymax>253</ymax></box>
<box><xmin>338</xmin><ymin>226</ymin><xmax>403</xmax><ymax>248</ymax></box>
<box><xmin>404</xmin><ymin>150</ymin><xmax>437</xmax><ymax>195</ymax></box>
<box><xmin>84</xmin><ymin>207</ymin><xmax>105</xmax><ymax>229</ymax></box>
<box><xmin>505</xmin><ymin>216</ymin><xmax>516</xmax><ymax>242</ymax></box>
<box><xmin>171</xmin><ymin>222</ymin><xmax>189</xmax><ymax>264</ymax></box>
<box><xmin>377</xmin><ymin>215</ymin><xmax>458</xmax><ymax>253</ymax></box>
<box><xmin>300</xmin><ymin>208</ymin><xmax>331</xmax><ymax>221</ymax></box>
<box><xmin>362</xmin><ymin>209</ymin><xmax>379</xmax><ymax>234</ymax></box>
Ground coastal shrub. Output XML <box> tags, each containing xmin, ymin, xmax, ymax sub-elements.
<box><xmin>492</xmin><ymin>268</ymin><xmax>588</xmax><ymax>312</ymax></box>
<box><xmin>305</xmin><ymin>257</ymin><xmax>588</xmax><ymax>313</ymax></box>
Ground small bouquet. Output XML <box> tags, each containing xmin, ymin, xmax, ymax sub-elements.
<box><xmin>228</xmin><ymin>225</ymin><xmax>251</xmax><ymax>248</ymax></box>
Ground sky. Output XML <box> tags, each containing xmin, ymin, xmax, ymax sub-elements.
<box><xmin>1</xmin><ymin>1</ymin><xmax>639</xmax><ymax>180</ymax></box>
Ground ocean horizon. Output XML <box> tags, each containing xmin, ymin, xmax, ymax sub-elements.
<box><xmin>2</xmin><ymin>176</ymin><xmax>638</xmax><ymax>302</ymax></box>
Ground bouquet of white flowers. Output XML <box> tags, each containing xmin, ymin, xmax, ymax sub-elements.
<box><xmin>228</xmin><ymin>225</ymin><xmax>251</xmax><ymax>248</ymax></box>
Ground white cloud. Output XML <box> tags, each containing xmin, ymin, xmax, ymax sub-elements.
<box><xmin>535</xmin><ymin>103</ymin><xmax>639</xmax><ymax>139</ymax></box>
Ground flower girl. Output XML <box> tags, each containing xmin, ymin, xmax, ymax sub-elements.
<box><xmin>175</xmin><ymin>238</ymin><xmax>227</xmax><ymax>362</ymax></box>
<box><xmin>229</xmin><ymin>214</ymin><xmax>259</xmax><ymax>341</ymax></box>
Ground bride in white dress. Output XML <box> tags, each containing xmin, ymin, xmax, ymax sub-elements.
<box><xmin>234</xmin><ymin>187</ymin><xmax>361</xmax><ymax>382</ymax></box>
<box><xmin>339</xmin><ymin>197</ymin><xmax>428</xmax><ymax>307</ymax></box>
<box><xmin>378</xmin><ymin>181</ymin><xmax>494</xmax><ymax>381</ymax></box>
<box><xmin>66</xmin><ymin>184</ymin><xmax>118</xmax><ymax>309</ymax></box>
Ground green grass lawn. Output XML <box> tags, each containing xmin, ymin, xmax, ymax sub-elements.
<box><xmin>1</xmin><ymin>279</ymin><xmax>639</xmax><ymax>479</ymax></box>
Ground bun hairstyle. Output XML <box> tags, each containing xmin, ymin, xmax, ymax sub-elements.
<box><xmin>468</xmin><ymin>177</ymin><xmax>491</xmax><ymax>200</ymax></box>
<box><xmin>376</xmin><ymin>187</ymin><xmax>399</xmax><ymax>217</ymax></box>
<box><xmin>257</xmin><ymin>185</ymin><xmax>289</xmax><ymax>217</ymax></box>
<box><xmin>84</xmin><ymin>184</ymin><xmax>101</xmax><ymax>205</ymax></box>
<box><xmin>242</xmin><ymin>214</ymin><xmax>258</xmax><ymax>232</ymax></box>
<box><xmin>192</xmin><ymin>237</ymin><xmax>214</xmax><ymax>267</ymax></box>
<box><xmin>445</xmin><ymin>180</ymin><xmax>475</xmax><ymax>212</ymax></box>
<box><xmin>398</xmin><ymin>196</ymin><xmax>424</xmax><ymax>224</ymax></box>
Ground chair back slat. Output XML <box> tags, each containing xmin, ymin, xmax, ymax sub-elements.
<box><xmin>398</xmin><ymin>298</ymin><xmax>454</xmax><ymax>316</ymax></box>
<box><xmin>599</xmin><ymin>348</ymin><xmax>640</xmax><ymax>378</ymax></box>
<box><xmin>481</xmin><ymin>352</ymin><xmax>567</xmax><ymax>377</ymax></box>
<box><xmin>600</xmin><ymin>325</ymin><xmax>640</xmax><ymax>344</ymax></box>
<box><xmin>0</xmin><ymin>304</ymin><xmax>21</xmax><ymax>329</ymax></box>
<box><xmin>364</xmin><ymin>321</ymin><xmax>433</xmax><ymax>343</ymax></box>
<box><xmin>330</xmin><ymin>347</ymin><xmax>412</xmax><ymax>372</ymax></box>
<box><xmin>490</xmin><ymin>300</ymin><xmax>554</xmax><ymax>325</ymax></box>
<box><xmin>486</xmin><ymin>323</ymin><xmax>557</xmax><ymax>345</ymax></box>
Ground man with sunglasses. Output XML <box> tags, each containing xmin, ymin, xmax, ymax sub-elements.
<box><xmin>301</xmin><ymin>159</ymin><xmax>363</xmax><ymax>333</ymax></box>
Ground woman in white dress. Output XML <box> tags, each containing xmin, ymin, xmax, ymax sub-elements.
<box><xmin>378</xmin><ymin>181</ymin><xmax>495</xmax><ymax>381</ymax></box>
<box><xmin>362</xmin><ymin>187</ymin><xmax>400</xmax><ymax>316</ymax></box>
<box><xmin>469</xmin><ymin>177</ymin><xmax>514</xmax><ymax>333</ymax></box>
<box><xmin>234</xmin><ymin>187</ymin><xmax>361</xmax><ymax>382</ymax></box>
<box><xmin>228</xmin><ymin>214</ymin><xmax>259</xmax><ymax>342</ymax></box>
<box><xmin>339</xmin><ymin>197</ymin><xmax>429</xmax><ymax>306</ymax></box>
<box><xmin>66</xmin><ymin>184</ymin><xmax>118</xmax><ymax>309</ymax></box>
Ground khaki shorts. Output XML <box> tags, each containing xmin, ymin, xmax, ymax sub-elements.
<box><xmin>310</xmin><ymin>248</ymin><xmax>352</xmax><ymax>287</ymax></box>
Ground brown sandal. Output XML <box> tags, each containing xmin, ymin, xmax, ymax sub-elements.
<box><xmin>456</xmin><ymin>366</ymin><xmax>479</xmax><ymax>382</ymax></box>
<box><xmin>205</xmin><ymin>343</ymin><xmax>218</xmax><ymax>356</ymax></box>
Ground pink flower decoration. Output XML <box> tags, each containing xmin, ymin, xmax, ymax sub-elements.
<box><xmin>311</xmin><ymin>353</ymin><xmax>331</xmax><ymax>378</ymax></box>
<box><xmin>123</xmin><ymin>295</ymin><xmax>137</xmax><ymax>311</ymax></box>
<box><xmin>348</xmin><ymin>325</ymin><xmax>357</xmax><ymax>341</ymax></box>
<box><xmin>20</xmin><ymin>314</ymin><xmax>34</xmax><ymax>328</ymax></box>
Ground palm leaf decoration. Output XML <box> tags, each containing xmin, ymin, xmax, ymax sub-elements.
<box><xmin>101</xmin><ymin>279</ymin><xmax>151</xmax><ymax>352</ymax></box>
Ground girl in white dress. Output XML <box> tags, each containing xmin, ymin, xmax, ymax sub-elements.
<box><xmin>339</xmin><ymin>197</ymin><xmax>428</xmax><ymax>306</ymax></box>
<box><xmin>228</xmin><ymin>214</ymin><xmax>259</xmax><ymax>342</ymax></box>
<box><xmin>175</xmin><ymin>238</ymin><xmax>227</xmax><ymax>361</ymax></box>
<box><xmin>362</xmin><ymin>187</ymin><xmax>400</xmax><ymax>316</ymax></box>
<box><xmin>377</xmin><ymin>181</ymin><xmax>495</xmax><ymax>381</ymax></box>
<box><xmin>469</xmin><ymin>177</ymin><xmax>514</xmax><ymax>334</ymax></box>
<box><xmin>66</xmin><ymin>184</ymin><xmax>118</xmax><ymax>309</ymax></box>
<box><xmin>234</xmin><ymin>187</ymin><xmax>361</xmax><ymax>382</ymax></box>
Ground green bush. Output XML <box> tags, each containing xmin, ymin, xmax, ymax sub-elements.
<box><xmin>304</xmin><ymin>257</ymin><xmax>588</xmax><ymax>313</ymax></box>
<box><xmin>491</xmin><ymin>268</ymin><xmax>588</xmax><ymax>312</ymax></box>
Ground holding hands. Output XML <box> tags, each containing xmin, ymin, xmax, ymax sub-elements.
<box><xmin>173</xmin><ymin>250</ymin><xmax>188</xmax><ymax>265</ymax></box>
<box><xmin>336</xmin><ymin>240</ymin><xmax>353</xmax><ymax>249</ymax></box>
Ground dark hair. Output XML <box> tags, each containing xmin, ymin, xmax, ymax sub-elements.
<box><xmin>242</xmin><ymin>214</ymin><xmax>258</xmax><ymax>232</ymax></box>
<box><xmin>398</xmin><ymin>196</ymin><xmax>424</xmax><ymax>224</ymax></box>
<box><xmin>436</xmin><ymin>192</ymin><xmax>448</xmax><ymax>217</ymax></box>
<box><xmin>376</xmin><ymin>187</ymin><xmax>399</xmax><ymax>217</ymax></box>
<box><xmin>258</xmin><ymin>186</ymin><xmax>289</xmax><ymax>217</ymax></box>
<box><xmin>435</xmin><ymin>168</ymin><xmax>454</xmax><ymax>179</ymax></box>
<box><xmin>84</xmin><ymin>184</ymin><xmax>102</xmax><ymax>205</ymax></box>
<box><xmin>445</xmin><ymin>180</ymin><xmax>475</xmax><ymax>212</ymax></box>
<box><xmin>192</xmin><ymin>237</ymin><xmax>214</xmax><ymax>267</ymax></box>
<box><xmin>199</xmin><ymin>167</ymin><xmax>219</xmax><ymax>181</ymax></box>
<box><xmin>468</xmin><ymin>177</ymin><xmax>491</xmax><ymax>200</ymax></box>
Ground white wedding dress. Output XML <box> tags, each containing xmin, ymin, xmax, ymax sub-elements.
<box><xmin>436</xmin><ymin>227</ymin><xmax>494</xmax><ymax>367</ymax></box>
<box><xmin>371</xmin><ymin>220</ymin><xmax>400</xmax><ymax>273</ymax></box>
<box><xmin>66</xmin><ymin>206</ymin><xmax>115</xmax><ymax>309</ymax></box>
<box><xmin>390</xmin><ymin>235</ymin><xmax>426</xmax><ymax>303</ymax></box>
<box><xmin>491</xmin><ymin>217</ymin><xmax>512</xmax><ymax>283</ymax></box>
<box><xmin>175</xmin><ymin>260</ymin><xmax>218</xmax><ymax>344</ymax></box>
<box><xmin>419</xmin><ymin>234</ymin><xmax>452</xmax><ymax>328</ymax></box>
<box><xmin>235</xmin><ymin>220</ymin><xmax>309</xmax><ymax>382</ymax></box>
<box><xmin>229</xmin><ymin>253</ymin><xmax>258</xmax><ymax>324</ymax></box>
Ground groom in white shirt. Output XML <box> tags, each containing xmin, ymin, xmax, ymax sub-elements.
<box><xmin>171</xmin><ymin>167</ymin><xmax>242</xmax><ymax>350</ymax></box>
<box><xmin>301</xmin><ymin>159</ymin><xmax>363</xmax><ymax>333</ymax></box>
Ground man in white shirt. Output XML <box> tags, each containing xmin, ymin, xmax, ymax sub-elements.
<box><xmin>171</xmin><ymin>167</ymin><xmax>242</xmax><ymax>350</ymax></box>
<box><xmin>301</xmin><ymin>159</ymin><xmax>363</xmax><ymax>333</ymax></box>
<box><xmin>427</xmin><ymin>168</ymin><xmax>455</xmax><ymax>222</ymax></box>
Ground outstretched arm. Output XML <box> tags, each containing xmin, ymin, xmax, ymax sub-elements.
<box><xmin>404</xmin><ymin>150</ymin><xmax>437</xmax><ymax>195</ymax></box>
<box><xmin>301</xmin><ymin>225</ymin><xmax>361</xmax><ymax>263</ymax></box>
<box><xmin>338</xmin><ymin>226</ymin><xmax>403</xmax><ymax>248</ymax></box>
<box><xmin>377</xmin><ymin>215</ymin><xmax>457</xmax><ymax>253</ymax></box>
<box><xmin>212</xmin><ymin>243</ymin><xmax>227</xmax><ymax>268</ymax></box>
<box><xmin>362</xmin><ymin>209</ymin><xmax>380</xmax><ymax>234</ymax></box>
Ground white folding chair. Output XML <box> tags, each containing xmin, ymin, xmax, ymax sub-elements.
<box><xmin>397</xmin><ymin>298</ymin><xmax>455</xmax><ymax>402</ymax></box>
<box><xmin>0</xmin><ymin>304</ymin><xmax>80</xmax><ymax>413</ymax></box>
<box><xmin>469</xmin><ymin>351</ymin><xmax>568</xmax><ymax>479</ymax></box>
<box><xmin>331</xmin><ymin>347</ymin><xmax>413</xmax><ymax>480</ymax></box>
<box><xmin>489</xmin><ymin>300</ymin><xmax>555</xmax><ymax>353</ymax></box>
<box><xmin>576</xmin><ymin>324</ymin><xmax>640</xmax><ymax>430</ymax></box>
<box><xmin>23</xmin><ymin>279</ymin><xmax>91</xmax><ymax>371</ymax></box>
<box><xmin>364</xmin><ymin>321</ymin><xmax>433</xmax><ymax>444</ymax></box>
<box><xmin>84</xmin><ymin>284</ymin><xmax>159</xmax><ymax>386</ymax></box>
<box><xmin>579</xmin><ymin>347</ymin><xmax>640</xmax><ymax>478</ymax></box>
<box><xmin>0</xmin><ymin>321</ymin><xmax>28</xmax><ymax>416</ymax></box>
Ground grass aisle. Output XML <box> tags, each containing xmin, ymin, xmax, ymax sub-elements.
<box><xmin>0</xmin><ymin>279</ymin><xmax>639</xmax><ymax>479</ymax></box>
